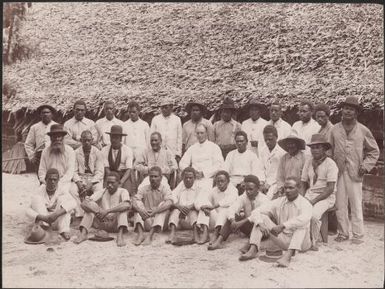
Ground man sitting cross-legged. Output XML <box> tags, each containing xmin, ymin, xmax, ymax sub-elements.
<box><xmin>300</xmin><ymin>134</ymin><xmax>338</xmax><ymax>251</ymax></box>
<box><xmin>73</xmin><ymin>172</ymin><xmax>131</xmax><ymax>247</ymax></box>
<box><xmin>241</xmin><ymin>177</ymin><xmax>312</xmax><ymax>267</ymax></box>
<box><xmin>166</xmin><ymin>167</ymin><xmax>203</xmax><ymax>244</ymax></box>
<box><xmin>132</xmin><ymin>166</ymin><xmax>173</xmax><ymax>246</ymax></box>
<box><xmin>26</xmin><ymin>168</ymin><xmax>77</xmax><ymax>241</ymax></box>
<box><xmin>208</xmin><ymin>175</ymin><xmax>269</xmax><ymax>251</ymax></box>
<box><xmin>195</xmin><ymin>170</ymin><xmax>238</xmax><ymax>245</ymax></box>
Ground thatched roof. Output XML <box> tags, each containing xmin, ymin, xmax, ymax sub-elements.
<box><xmin>3</xmin><ymin>3</ymin><xmax>384</xmax><ymax>117</ymax></box>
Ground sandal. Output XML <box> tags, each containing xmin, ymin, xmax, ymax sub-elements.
<box><xmin>334</xmin><ymin>234</ymin><xmax>349</xmax><ymax>242</ymax></box>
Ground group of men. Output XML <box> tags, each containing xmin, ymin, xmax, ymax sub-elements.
<box><xmin>24</xmin><ymin>95</ymin><xmax>379</xmax><ymax>267</ymax></box>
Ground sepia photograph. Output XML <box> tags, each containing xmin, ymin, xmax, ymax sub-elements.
<box><xmin>2</xmin><ymin>2</ymin><xmax>384</xmax><ymax>288</ymax></box>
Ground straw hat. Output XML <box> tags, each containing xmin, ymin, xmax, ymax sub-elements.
<box><xmin>278</xmin><ymin>135</ymin><xmax>306</xmax><ymax>152</ymax></box>
<box><xmin>185</xmin><ymin>101</ymin><xmax>207</xmax><ymax>115</ymax></box>
<box><xmin>24</xmin><ymin>224</ymin><xmax>49</xmax><ymax>245</ymax></box>
<box><xmin>339</xmin><ymin>96</ymin><xmax>361</xmax><ymax>111</ymax></box>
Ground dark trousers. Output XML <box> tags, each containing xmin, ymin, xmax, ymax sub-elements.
<box><xmin>220</xmin><ymin>217</ymin><xmax>253</xmax><ymax>241</ymax></box>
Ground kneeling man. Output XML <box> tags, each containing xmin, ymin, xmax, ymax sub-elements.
<box><xmin>74</xmin><ymin>172</ymin><xmax>131</xmax><ymax>247</ymax></box>
<box><xmin>132</xmin><ymin>166</ymin><xmax>173</xmax><ymax>245</ymax></box>
<box><xmin>243</xmin><ymin>178</ymin><xmax>312</xmax><ymax>266</ymax></box>
<box><xmin>26</xmin><ymin>168</ymin><xmax>76</xmax><ymax>240</ymax></box>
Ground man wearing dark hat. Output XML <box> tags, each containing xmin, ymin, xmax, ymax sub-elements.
<box><xmin>329</xmin><ymin>96</ymin><xmax>379</xmax><ymax>244</ymax></box>
<box><xmin>213</xmin><ymin>97</ymin><xmax>242</xmax><ymax>158</ymax></box>
<box><xmin>314</xmin><ymin>103</ymin><xmax>334</xmax><ymax>141</ymax></box>
<box><xmin>150</xmin><ymin>97</ymin><xmax>183</xmax><ymax>162</ymax></box>
<box><xmin>300</xmin><ymin>134</ymin><xmax>338</xmax><ymax>250</ymax></box>
<box><xmin>26</xmin><ymin>168</ymin><xmax>77</xmax><ymax>241</ymax></box>
<box><xmin>208</xmin><ymin>175</ymin><xmax>269</xmax><ymax>251</ymax></box>
<box><xmin>241</xmin><ymin>98</ymin><xmax>268</xmax><ymax>156</ymax></box>
<box><xmin>182</xmin><ymin>101</ymin><xmax>214</xmax><ymax>153</ymax></box>
<box><xmin>101</xmin><ymin>125</ymin><xmax>134</xmax><ymax>195</ymax></box>
<box><xmin>38</xmin><ymin>124</ymin><xmax>76</xmax><ymax>193</ymax></box>
<box><xmin>25</xmin><ymin>104</ymin><xmax>58</xmax><ymax>172</ymax></box>
<box><xmin>245</xmin><ymin>178</ymin><xmax>312</xmax><ymax>266</ymax></box>
<box><xmin>275</xmin><ymin>135</ymin><xmax>307</xmax><ymax>198</ymax></box>
<box><xmin>64</xmin><ymin>100</ymin><xmax>98</xmax><ymax>150</ymax></box>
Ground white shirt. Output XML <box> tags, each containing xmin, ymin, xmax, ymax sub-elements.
<box><xmin>241</xmin><ymin>117</ymin><xmax>269</xmax><ymax>154</ymax></box>
<box><xmin>150</xmin><ymin>113</ymin><xmax>182</xmax><ymax>157</ymax></box>
<box><xmin>95</xmin><ymin>116</ymin><xmax>125</xmax><ymax>147</ymax></box>
<box><xmin>291</xmin><ymin>118</ymin><xmax>321</xmax><ymax>144</ymax></box>
<box><xmin>268</xmin><ymin>118</ymin><xmax>292</xmax><ymax>141</ymax></box>
<box><xmin>203</xmin><ymin>184</ymin><xmax>238</xmax><ymax>209</ymax></box>
<box><xmin>258</xmin><ymin>144</ymin><xmax>286</xmax><ymax>186</ymax></box>
<box><xmin>227</xmin><ymin>192</ymin><xmax>269</xmax><ymax>220</ymax></box>
<box><xmin>123</xmin><ymin>118</ymin><xmax>150</xmax><ymax>154</ymax></box>
<box><xmin>172</xmin><ymin>182</ymin><xmax>202</xmax><ymax>207</ymax></box>
<box><xmin>223</xmin><ymin>149</ymin><xmax>265</xmax><ymax>185</ymax></box>
<box><xmin>24</xmin><ymin>120</ymin><xmax>57</xmax><ymax>159</ymax></box>
<box><xmin>63</xmin><ymin>117</ymin><xmax>97</xmax><ymax>149</ymax></box>
<box><xmin>179</xmin><ymin>140</ymin><xmax>224</xmax><ymax>178</ymax></box>
<box><xmin>101</xmin><ymin>144</ymin><xmax>133</xmax><ymax>170</ymax></box>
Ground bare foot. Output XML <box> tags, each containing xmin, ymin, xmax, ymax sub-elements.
<box><xmin>60</xmin><ymin>232</ymin><xmax>71</xmax><ymax>241</ymax></box>
<box><xmin>239</xmin><ymin>252</ymin><xmax>257</xmax><ymax>261</ymax></box>
<box><xmin>310</xmin><ymin>244</ymin><xmax>319</xmax><ymax>251</ymax></box>
<box><xmin>239</xmin><ymin>243</ymin><xmax>250</xmax><ymax>254</ymax></box>
<box><xmin>117</xmin><ymin>236</ymin><xmax>126</xmax><ymax>247</ymax></box>
<box><xmin>73</xmin><ymin>233</ymin><xmax>87</xmax><ymax>244</ymax></box>
<box><xmin>208</xmin><ymin>240</ymin><xmax>224</xmax><ymax>251</ymax></box>
<box><xmin>133</xmin><ymin>234</ymin><xmax>145</xmax><ymax>246</ymax></box>
<box><xmin>276</xmin><ymin>254</ymin><xmax>291</xmax><ymax>267</ymax></box>
<box><xmin>166</xmin><ymin>232</ymin><xmax>176</xmax><ymax>244</ymax></box>
<box><xmin>142</xmin><ymin>235</ymin><xmax>152</xmax><ymax>246</ymax></box>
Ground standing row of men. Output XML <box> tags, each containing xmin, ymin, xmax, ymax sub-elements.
<box><xmin>24</xmin><ymin>96</ymin><xmax>380</xmax><ymax>267</ymax></box>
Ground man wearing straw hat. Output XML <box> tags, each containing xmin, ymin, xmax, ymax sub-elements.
<box><xmin>150</xmin><ymin>97</ymin><xmax>183</xmax><ymax>163</ymax></box>
<box><xmin>38</xmin><ymin>124</ymin><xmax>76</xmax><ymax>193</ymax></box>
<box><xmin>26</xmin><ymin>168</ymin><xmax>76</xmax><ymax>241</ymax></box>
<box><xmin>182</xmin><ymin>101</ymin><xmax>214</xmax><ymax>154</ymax></box>
<box><xmin>300</xmin><ymin>133</ymin><xmax>338</xmax><ymax>250</ymax></box>
<box><xmin>329</xmin><ymin>96</ymin><xmax>379</xmax><ymax>244</ymax></box>
<box><xmin>101</xmin><ymin>125</ymin><xmax>134</xmax><ymax>195</ymax></box>
<box><xmin>24</xmin><ymin>104</ymin><xmax>58</xmax><ymax>172</ymax></box>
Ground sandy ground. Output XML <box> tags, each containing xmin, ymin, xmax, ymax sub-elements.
<box><xmin>2</xmin><ymin>172</ymin><xmax>384</xmax><ymax>288</ymax></box>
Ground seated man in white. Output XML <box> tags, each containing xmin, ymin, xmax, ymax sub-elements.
<box><xmin>166</xmin><ymin>167</ymin><xmax>203</xmax><ymax>245</ymax></box>
<box><xmin>26</xmin><ymin>168</ymin><xmax>76</xmax><ymax>241</ymax></box>
<box><xmin>70</xmin><ymin>130</ymin><xmax>104</xmax><ymax>218</ymax></box>
<box><xmin>243</xmin><ymin>177</ymin><xmax>312</xmax><ymax>267</ymax></box>
<box><xmin>223</xmin><ymin>130</ymin><xmax>265</xmax><ymax>194</ymax></box>
<box><xmin>300</xmin><ymin>134</ymin><xmax>338</xmax><ymax>251</ymax></box>
<box><xmin>208</xmin><ymin>175</ymin><xmax>269</xmax><ymax>251</ymax></box>
<box><xmin>195</xmin><ymin>170</ymin><xmax>238</xmax><ymax>244</ymax></box>
<box><xmin>134</xmin><ymin>132</ymin><xmax>177</xmax><ymax>189</ymax></box>
<box><xmin>179</xmin><ymin>123</ymin><xmax>224</xmax><ymax>191</ymax></box>
<box><xmin>258</xmin><ymin>125</ymin><xmax>286</xmax><ymax>199</ymax></box>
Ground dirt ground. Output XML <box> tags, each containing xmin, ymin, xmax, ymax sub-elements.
<box><xmin>2</xmin><ymin>173</ymin><xmax>384</xmax><ymax>288</ymax></box>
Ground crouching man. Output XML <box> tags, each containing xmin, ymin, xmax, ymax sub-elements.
<box><xmin>167</xmin><ymin>167</ymin><xmax>202</xmax><ymax>244</ymax></box>
<box><xmin>26</xmin><ymin>168</ymin><xmax>76</xmax><ymax>241</ymax></box>
<box><xmin>132</xmin><ymin>166</ymin><xmax>173</xmax><ymax>246</ymax></box>
<box><xmin>243</xmin><ymin>178</ymin><xmax>312</xmax><ymax>267</ymax></box>
<box><xmin>73</xmin><ymin>172</ymin><xmax>131</xmax><ymax>247</ymax></box>
<box><xmin>208</xmin><ymin>175</ymin><xmax>268</xmax><ymax>250</ymax></box>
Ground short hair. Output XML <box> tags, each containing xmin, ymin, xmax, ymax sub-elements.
<box><xmin>106</xmin><ymin>171</ymin><xmax>121</xmax><ymax>182</ymax></box>
<box><xmin>73</xmin><ymin>100</ymin><xmax>87</xmax><ymax>109</ymax></box>
<box><xmin>243</xmin><ymin>175</ymin><xmax>260</xmax><ymax>186</ymax></box>
<box><xmin>80</xmin><ymin>130</ymin><xmax>93</xmax><ymax>138</ymax></box>
<box><xmin>181</xmin><ymin>167</ymin><xmax>196</xmax><ymax>178</ymax></box>
<box><xmin>234</xmin><ymin>130</ymin><xmax>248</xmax><ymax>141</ymax></box>
<box><xmin>45</xmin><ymin>168</ymin><xmax>59</xmax><ymax>179</ymax></box>
<box><xmin>314</xmin><ymin>103</ymin><xmax>331</xmax><ymax>116</ymax></box>
<box><xmin>150</xmin><ymin>131</ymin><xmax>162</xmax><ymax>141</ymax></box>
<box><xmin>299</xmin><ymin>100</ymin><xmax>314</xmax><ymax>111</ymax></box>
<box><xmin>195</xmin><ymin>123</ymin><xmax>208</xmax><ymax>132</ymax></box>
<box><xmin>149</xmin><ymin>166</ymin><xmax>162</xmax><ymax>176</ymax></box>
<box><xmin>104</xmin><ymin>100</ymin><xmax>115</xmax><ymax>107</ymax></box>
<box><xmin>270</xmin><ymin>101</ymin><xmax>282</xmax><ymax>109</ymax></box>
<box><xmin>263</xmin><ymin>125</ymin><xmax>278</xmax><ymax>137</ymax></box>
<box><xmin>127</xmin><ymin>101</ymin><xmax>141</xmax><ymax>111</ymax></box>
<box><xmin>285</xmin><ymin>177</ymin><xmax>300</xmax><ymax>188</ymax></box>
<box><xmin>215</xmin><ymin>170</ymin><xmax>230</xmax><ymax>181</ymax></box>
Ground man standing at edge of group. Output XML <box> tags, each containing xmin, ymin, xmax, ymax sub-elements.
<box><xmin>25</xmin><ymin>104</ymin><xmax>58</xmax><ymax>172</ymax></box>
<box><xmin>95</xmin><ymin>100</ymin><xmax>125</xmax><ymax>149</ymax></box>
<box><xmin>329</xmin><ymin>96</ymin><xmax>379</xmax><ymax>244</ymax></box>
<box><xmin>182</xmin><ymin>101</ymin><xmax>214</xmax><ymax>154</ymax></box>
<box><xmin>150</xmin><ymin>97</ymin><xmax>183</xmax><ymax>163</ymax></box>
<box><xmin>241</xmin><ymin>98</ymin><xmax>268</xmax><ymax>156</ymax></box>
<box><xmin>64</xmin><ymin>100</ymin><xmax>98</xmax><ymax>150</ymax></box>
<box><xmin>213</xmin><ymin>97</ymin><xmax>242</xmax><ymax>159</ymax></box>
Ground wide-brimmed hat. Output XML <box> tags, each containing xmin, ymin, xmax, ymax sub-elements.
<box><xmin>185</xmin><ymin>101</ymin><xmax>207</xmax><ymax>115</ymax></box>
<box><xmin>89</xmin><ymin>230</ymin><xmax>114</xmax><ymax>242</ymax></box>
<box><xmin>24</xmin><ymin>224</ymin><xmax>49</xmax><ymax>244</ymax></box>
<box><xmin>219</xmin><ymin>97</ymin><xmax>236</xmax><ymax>110</ymax></box>
<box><xmin>159</xmin><ymin>97</ymin><xmax>174</xmax><ymax>107</ymax></box>
<box><xmin>37</xmin><ymin>104</ymin><xmax>56</xmax><ymax>114</ymax></box>
<box><xmin>47</xmin><ymin>124</ymin><xmax>67</xmax><ymax>136</ymax></box>
<box><xmin>278</xmin><ymin>135</ymin><xmax>306</xmax><ymax>152</ymax></box>
<box><xmin>245</xmin><ymin>98</ymin><xmax>264</xmax><ymax>110</ymax></box>
<box><xmin>339</xmin><ymin>96</ymin><xmax>361</xmax><ymax>111</ymax></box>
<box><xmin>105</xmin><ymin>125</ymin><xmax>127</xmax><ymax>136</ymax></box>
<box><xmin>307</xmin><ymin>133</ymin><xmax>332</xmax><ymax>150</ymax></box>
<box><xmin>259</xmin><ymin>250</ymin><xmax>283</xmax><ymax>263</ymax></box>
